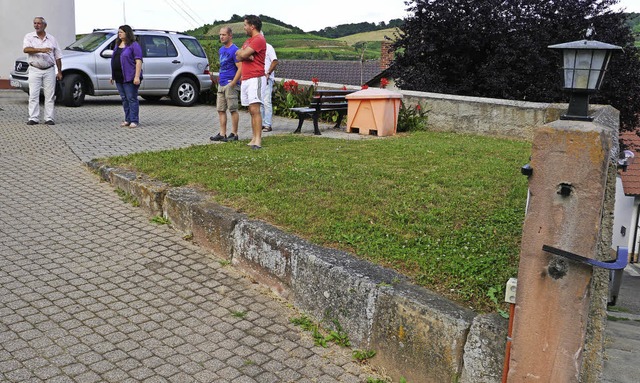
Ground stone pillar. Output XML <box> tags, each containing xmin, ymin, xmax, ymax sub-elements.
<box><xmin>507</xmin><ymin>118</ymin><xmax>616</xmax><ymax>382</ymax></box>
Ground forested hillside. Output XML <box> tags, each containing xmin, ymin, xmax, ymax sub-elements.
<box><xmin>310</xmin><ymin>19</ymin><xmax>404</xmax><ymax>38</ymax></box>
<box><xmin>186</xmin><ymin>14</ymin><xmax>303</xmax><ymax>36</ymax></box>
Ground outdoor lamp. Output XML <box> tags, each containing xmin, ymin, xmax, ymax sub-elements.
<box><xmin>548</xmin><ymin>39</ymin><xmax>622</xmax><ymax>121</ymax></box>
<box><xmin>618</xmin><ymin>149</ymin><xmax>635</xmax><ymax>172</ymax></box>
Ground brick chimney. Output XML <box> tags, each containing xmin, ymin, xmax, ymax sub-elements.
<box><xmin>380</xmin><ymin>41</ymin><xmax>394</xmax><ymax>70</ymax></box>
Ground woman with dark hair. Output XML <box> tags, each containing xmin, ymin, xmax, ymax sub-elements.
<box><xmin>110</xmin><ymin>25</ymin><xmax>142</xmax><ymax>128</ymax></box>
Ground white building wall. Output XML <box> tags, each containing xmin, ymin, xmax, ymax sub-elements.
<box><xmin>625</xmin><ymin>201</ymin><xmax>640</xmax><ymax>261</ymax></box>
<box><xmin>612</xmin><ymin>176</ymin><xmax>638</xmax><ymax>253</ymax></box>
<box><xmin>1</xmin><ymin>1</ymin><xmax>75</xmax><ymax>81</ymax></box>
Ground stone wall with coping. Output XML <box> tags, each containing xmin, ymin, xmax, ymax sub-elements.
<box><xmin>296</xmin><ymin>80</ymin><xmax>612</xmax><ymax>141</ymax></box>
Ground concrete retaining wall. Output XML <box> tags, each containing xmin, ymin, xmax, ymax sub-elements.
<box><xmin>306</xmin><ymin>80</ymin><xmax>611</xmax><ymax>141</ymax></box>
<box><xmin>400</xmin><ymin>91</ymin><xmax>563</xmax><ymax>140</ymax></box>
<box><xmin>87</xmin><ymin>161</ymin><xmax>508</xmax><ymax>383</ymax></box>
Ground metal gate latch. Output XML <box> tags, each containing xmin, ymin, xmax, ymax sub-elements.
<box><xmin>542</xmin><ymin>245</ymin><xmax>628</xmax><ymax>270</ymax></box>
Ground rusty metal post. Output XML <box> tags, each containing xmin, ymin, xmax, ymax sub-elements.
<box><xmin>507</xmin><ymin>118</ymin><xmax>616</xmax><ymax>382</ymax></box>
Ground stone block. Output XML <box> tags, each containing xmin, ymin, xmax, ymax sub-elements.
<box><xmin>85</xmin><ymin>161</ymin><xmax>116</xmax><ymax>183</ymax></box>
<box><xmin>369</xmin><ymin>283</ymin><xmax>475</xmax><ymax>383</ymax></box>
<box><xmin>128</xmin><ymin>177</ymin><xmax>168</xmax><ymax>218</ymax></box>
<box><xmin>190</xmin><ymin>201</ymin><xmax>244</xmax><ymax>261</ymax></box>
<box><xmin>289</xmin><ymin>245</ymin><xmax>402</xmax><ymax>346</ymax></box>
<box><xmin>460</xmin><ymin>313</ymin><xmax>508</xmax><ymax>383</ymax></box>
<box><xmin>163</xmin><ymin>187</ymin><xmax>209</xmax><ymax>235</ymax></box>
<box><xmin>109</xmin><ymin>169</ymin><xmax>137</xmax><ymax>195</ymax></box>
<box><xmin>230</xmin><ymin>219</ymin><xmax>305</xmax><ymax>298</ymax></box>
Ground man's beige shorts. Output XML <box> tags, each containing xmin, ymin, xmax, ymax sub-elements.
<box><xmin>217</xmin><ymin>84</ymin><xmax>239</xmax><ymax>112</ymax></box>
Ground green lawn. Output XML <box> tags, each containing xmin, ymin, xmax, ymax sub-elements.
<box><xmin>103</xmin><ymin>132</ymin><xmax>531</xmax><ymax>312</ymax></box>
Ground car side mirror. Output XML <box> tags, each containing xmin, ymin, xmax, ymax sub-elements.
<box><xmin>101</xmin><ymin>49</ymin><xmax>114</xmax><ymax>58</ymax></box>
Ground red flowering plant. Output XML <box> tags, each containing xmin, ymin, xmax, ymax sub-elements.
<box><xmin>311</xmin><ymin>77</ymin><xmax>319</xmax><ymax>86</ymax></box>
<box><xmin>361</xmin><ymin>84</ymin><xmax>369</xmax><ymax>90</ymax></box>
<box><xmin>397</xmin><ymin>100</ymin><xmax>430</xmax><ymax>132</ymax></box>
<box><xmin>282</xmin><ymin>79</ymin><xmax>301</xmax><ymax>94</ymax></box>
<box><xmin>380</xmin><ymin>78</ymin><xmax>389</xmax><ymax>88</ymax></box>
<box><xmin>272</xmin><ymin>79</ymin><xmax>316</xmax><ymax>119</ymax></box>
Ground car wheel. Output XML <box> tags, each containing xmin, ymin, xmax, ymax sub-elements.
<box><xmin>62</xmin><ymin>74</ymin><xmax>86</xmax><ymax>107</ymax></box>
<box><xmin>170</xmin><ymin>77</ymin><xmax>198</xmax><ymax>107</ymax></box>
<box><xmin>141</xmin><ymin>95</ymin><xmax>163</xmax><ymax>102</ymax></box>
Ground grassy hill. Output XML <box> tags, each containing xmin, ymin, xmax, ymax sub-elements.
<box><xmin>338</xmin><ymin>28</ymin><xmax>399</xmax><ymax>45</ymax></box>
<box><xmin>197</xmin><ymin>21</ymin><xmax>385</xmax><ymax>68</ymax></box>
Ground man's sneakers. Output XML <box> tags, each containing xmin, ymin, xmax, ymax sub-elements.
<box><xmin>224</xmin><ymin>133</ymin><xmax>238</xmax><ymax>142</ymax></box>
<box><xmin>210</xmin><ymin>133</ymin><xmax>239</xmax><ymax>142</ymax></box>
<box><xmin>27</xmin><ymin>120</ymin><xmax>55</xmax><ymax>125</ymax></box>
<box><xmin>210</xmin><ymin>133</ymin><xmax>226</xmax><ymax>141</ymax></box>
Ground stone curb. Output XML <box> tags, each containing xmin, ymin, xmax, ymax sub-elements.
<box><xmin>87</xmin><ymin>160</ymin><xmax>508</xmax><ymax>383</ymax></box>
<box><xmin>607</xmin><ymin>311</ymin><xmax>640</xmax><ymax>321</ymax></box>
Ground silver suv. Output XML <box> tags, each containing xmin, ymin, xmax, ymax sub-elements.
<box><xmin>9</xmin><ymin>29</ymin><xmax>212</xmax><ymax>107</ymax></box>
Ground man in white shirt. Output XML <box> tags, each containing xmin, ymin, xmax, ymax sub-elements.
<box><xmin>23</xmin><ymin>16</ymin><xmax>63</xmax><ymax>125</ymax></box>
<box><xmin>261</xmin><ymin>38</ymin><xmax>278</xmax><ymax>132</ymax></box>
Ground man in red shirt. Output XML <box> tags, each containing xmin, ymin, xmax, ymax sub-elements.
<box><xmin>236</xmin><ymin>15</ymin><xmax>267</xmax><ymax>149</ymax></box>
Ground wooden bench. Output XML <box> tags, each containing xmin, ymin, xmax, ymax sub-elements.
<box><xmin>290</xmin><ymin>90</ymin><xmax>355</xmax><ymax>135</ymax></box>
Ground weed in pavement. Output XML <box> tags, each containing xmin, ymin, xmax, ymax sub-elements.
<box><xmin>115</xmin><ymin>188</ymin><xmax>140</xmax><ymax>207</ymax></box>
<box><xmin>150</xmin><ymin>215</ymin><xmax>170</xmax><ymax>225</ymax></box>
<box><xmin>231</xmin><ymin>310</ymin><xmax>248</xmax><ymax>319</ymax></box>
<box><xmin>353</xmin><ymin>349</ymin><xmax>377</xmax><ymax>362</ymax></box>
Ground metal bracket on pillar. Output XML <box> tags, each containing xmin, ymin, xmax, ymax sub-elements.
<box><xmin>541</xmin><ymin>245</ymin><xmax>628</xmax><ymax>270</ymax></box>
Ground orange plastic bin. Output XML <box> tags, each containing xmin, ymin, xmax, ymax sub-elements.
<box><xmin>346</xmin><ymin>88</ymin><xmax>403</xmax><ymax>136</ymax></box>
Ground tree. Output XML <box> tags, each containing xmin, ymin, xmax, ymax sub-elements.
<box><xmin>390</xmin><ymin>0</ymin><xmax>640</xmax><ymax>130</ymax></box>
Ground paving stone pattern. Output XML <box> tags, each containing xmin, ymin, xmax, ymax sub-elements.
<box><xmin>0</xmin><ymin>91</ymin><xmax>381</xmax><ymax>382</ymax></box>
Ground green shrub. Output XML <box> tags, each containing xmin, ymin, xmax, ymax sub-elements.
<box><xmin>199</xmin><ymin>84</ymin><xmax>216</xmax><ymax>106</ymax></box>
<box><xmin>397</xmin><ymin>101</ymin><xmax>429</xmax><ymax>132</ymax></box>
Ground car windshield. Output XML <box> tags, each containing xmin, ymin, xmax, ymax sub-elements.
<box><xmin>66</xmin><ymin>32</ymin><xmax>114</xmax><ymax>52</ymax></box>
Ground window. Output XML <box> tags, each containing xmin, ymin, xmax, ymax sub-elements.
<box><xmin>140</xmin><ymin>35</ymin><xmax>178</xmax><ymax>57</ymax></box>
<box><xmin>67</xmin><ymin>32</ymin><xmax>115</xmax><ymax>52</ymax></box>
<box><xmin>179</xmin><ymin>38</ymin><xmax>206</xmax><ymax>58</ymax></box>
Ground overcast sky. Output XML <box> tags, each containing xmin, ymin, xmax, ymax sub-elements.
<box><xmin>612</xmin><ymin>0</ymin><xmax>640</xmax><ymax>14</ymax></box>
<box><xmin>74</xmin><ymin>0</ymin><xmax>640</xmax><ymax>34</ymax></box>
<box><xmin>75</xmin><ymin>0</ymin><xmax>409</xmax><ymax>34</ymax></box>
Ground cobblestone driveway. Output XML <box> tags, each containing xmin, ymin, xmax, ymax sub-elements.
<box><xmin>0</xmin><ymin>91</ymin><xmax>380</xmax><ymax>382</ymax></box>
